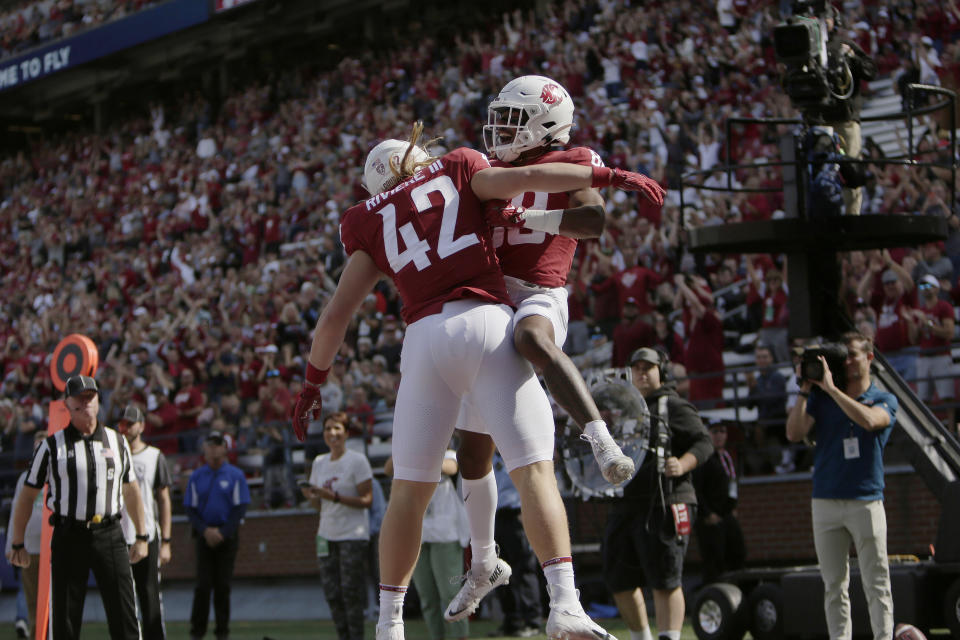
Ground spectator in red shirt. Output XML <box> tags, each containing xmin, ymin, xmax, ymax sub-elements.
<box><xmin>344</xmin><ymin>386</ymin><xmax>375</xmax><ymax>442</ymax></box>
<box><xmin>758</xmin><ymin>268</ymin><xmax>790</xmax><ymax>362</ymax></box>
<box><xmin>259</xmin><ymin>369</ymin><xmax>293</xmax><ymax>423</ymax></box>
<box><xmin>587</xmin><ymin>246</ymin><xmax>624</xmax><ymax>337</ymax></box>
<box><xmin>912</xmin><ymin>275</ymin><xmax>956</xmax><ymax>426</ymax></box>
<box><xmin>237</xmin><ymin>346</ymin><xmax>261</xmax><ymax>405</ymax></box>
<box><xmin>859</xmin><ymin>256</ymin><xmax>920</xmax><ymax>382</ymax></box>
<box><xmin>612</xmin><ymin>298</ymin><xmax>656</xmax><ymax>367</ymax></box>
<box><xmin>173</xmin><ymin>368</ymin><xmax>207</xmax><ymax>452</ymax></box>
<box><xmin>592</xmin><ymin>245</ymin><xmax>661</xmax><ymax>320</ymax></box>
<box><xmin>651</xmin><ymin>310</ymin><xmax>685</xmax><ymax>366</ymax></box>
<box><xmin>675</xmin><ymin>274</ymin><xmax>725</xmax><ymax>404</ymax></box>
<box><xmin>146</xmin><ymin>391</ymin><xmax>180</xmax><ymax>454</ymax></box>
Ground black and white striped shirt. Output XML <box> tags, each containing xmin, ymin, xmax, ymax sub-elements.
<box><xmin>25</xmin><ymin>423</ymin><xmax>135</xmax><ymax>522</ymax></box>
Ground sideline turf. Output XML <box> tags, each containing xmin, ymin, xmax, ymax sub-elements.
<box><xmin>80</xmin><ymin>619</ymin><xmax>700</xmax><ymax>639</ymax></box>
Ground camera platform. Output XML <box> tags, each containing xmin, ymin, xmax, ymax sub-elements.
<box><xmin>688</xmin><ymin>214</ymin><xmax>946</xmax><ymax>254</ymax></box>
<box><xmin>681</xmin><ymin>86</ymin><xmax>956</xmax><ymax>338</ymax></box>
<box><xmin>689</xmin><ymin>214</ymin><xmax>946</xmax><ymax>339</ymax></box>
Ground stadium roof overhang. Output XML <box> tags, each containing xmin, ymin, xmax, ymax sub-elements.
<box><xmin>0</xmin><ymin>0</ymin><xmax>420</xmax><ymax>123</ymax></box>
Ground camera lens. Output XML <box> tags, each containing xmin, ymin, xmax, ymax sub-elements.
<box><xmin>801</xmin><ymin>356</ymin><xmax>824</xmax><ymax>382</ymax></box>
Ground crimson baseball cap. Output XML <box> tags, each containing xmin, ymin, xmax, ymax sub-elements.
<box><xmin>65</xmin><ymin>375</ymin><xmax>98</xmax><ymax>398</ymax></box>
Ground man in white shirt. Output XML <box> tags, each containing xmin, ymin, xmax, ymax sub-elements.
<box><xmin>119</xmin><ymin>406</ymin><xmax>173</xmax><ymax>640</ymax></box>
<box><xmin>6</xmin><ymin>431</ymin><xmax>46</xmax><ymax>639</ymax></box>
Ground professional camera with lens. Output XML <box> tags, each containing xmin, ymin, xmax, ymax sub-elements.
<box><xmin>800</xmin><ymin>342</ymin><xmax>848</xmax><ymax>389</ymax></box>
<box><xmin>773</xmin><ymin>0</ymin><xmax>854</xmax><ymax>121</ymax></box>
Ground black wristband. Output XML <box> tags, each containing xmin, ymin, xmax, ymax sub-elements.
<box><xmin>135</xmin><ymin>534</ymin><xmax>149</xmax><ymax>542</ymax></box>
<box><xmin>161</xmin><ymin>537</ymin><xmax>172</xmax><ymax>543</ymax></box>
<box><xmin>11</xmin><ymin>543</ymin><xmax>24</xmax><ymax>550</ymax></box>
<box><xmin>333</xmin><ymin>492</ymin><xmax>340</xmax><ymax>503</ymax></box>
<box><xmin>799</xmin><ymin>391</ymin><xmax>810</xmax><ymax>398</ymax></box>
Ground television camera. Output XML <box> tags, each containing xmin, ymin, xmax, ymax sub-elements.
<box><xmin>800</xmin><ymin>342</ymin><xmax>848</xmax><ymax>390</ymax></box>
<box><xmin>773</xmin><ymin>0</ymin><xmax>855</xmax><ymax>122</ymax></box>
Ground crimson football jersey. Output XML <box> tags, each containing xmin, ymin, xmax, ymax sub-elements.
<box><xmin>339</xmin><ymin>147</ymin><xmax>511</xmax><ymax>324</ymax></box>
<box><xmin>491</xmin><ymin>147</ymin><xmax>603</xmax><ymax>288</ymax></box>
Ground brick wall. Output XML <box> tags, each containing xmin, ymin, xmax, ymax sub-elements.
<box><xmin>164</xmin><ymin>512</ymin><xmax>323</xmax><ymax>580</ymax></box>
<box><xmin>735</xmin><ymin>470</ymin><xmax>940</xmax><ymax>563</ymax></box>
<box><xmin>562</xmin><ymin>469</ymin><xmax>940</xmax><ymax>567</ymax></box>
<box><xmin>164</xmin><ymin>470</ymin><xmax>941</xmax><ymax>580</ymax></box>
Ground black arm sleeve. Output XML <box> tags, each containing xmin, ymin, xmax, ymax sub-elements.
<box><xmin>669</xmin><ymin>397</ymin><xmax>715</xmax><ymax>465</ymax></box>
<box><xmin>185</xmin><ymin>505</ymin><xmax>207</xmax><ymax>536</ymax></box>
<box><xmin>845</xmin><ymin>39</ymin><xmax>877</xmax><ymax>82</ymax></box>
<box><xmin>154</xmin><ymin>452</ymin><xmax>173</xmax><ymax>489</ymax></box>
<box><xmin>220</xmin><ymin>504</ymin><xmax>247</xmax><ymax>538</ymax></box>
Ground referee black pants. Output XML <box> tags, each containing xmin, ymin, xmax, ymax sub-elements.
<box><xmin>190</xmin><ymin>535</ymin><xmax>238</xmax><ymax>639</ymax></box>
<box><xmin>51</xmin><ymin>522</ymin><xmax>140</xmax><ymax>640</ymax></box>
<box><xmin>131</xmin><ymin>538</ymin><xmax>166</xmax><ymax>640</ymax></box>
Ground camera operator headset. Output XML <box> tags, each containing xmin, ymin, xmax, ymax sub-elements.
<box><xmin>814</xmin><ymin>4</ymin><xmax>878</xmax><ymax>215</ymax></box>
<box><xmin>606</xmin><ymin>347</ymin><xmax>714</xmax><ymax>640</ymax></box>
<box><xmin>785</xmin><ymin>331</ymin><xmax>896</xmax><ymax>640</ymax></box>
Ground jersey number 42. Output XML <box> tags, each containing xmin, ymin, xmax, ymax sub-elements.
<box><xmin>377</xmin><ymin>176</ymin><xmax>479</xmax><ymax>274</ymax></box>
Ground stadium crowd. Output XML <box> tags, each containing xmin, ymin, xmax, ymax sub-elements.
<box><xmin>0</xmin><ymin>0</ymin><xmax>155</xmax><ymax>61</ymax></box>
<box><xmin>1</xmin><ymin>0</ymin><xmax>959</xmax><ymax>502</ymax></box>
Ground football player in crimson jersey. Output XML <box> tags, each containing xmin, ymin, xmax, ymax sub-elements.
<box><xmin>290</xmin><ymin>123</ymin><xmax>659</xmax><ymax>640</ymax></box>
<box><xmin>446</xmin><ymin>76</ymin><xmax>665</xmax><ymax>624</ymax></box>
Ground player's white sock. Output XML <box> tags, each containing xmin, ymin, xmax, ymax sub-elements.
<box><xmin>542</xmin><ymin>557</ymin><xmax>577</xmax><ymax>605</ymax></box>
<box><xmin>584</xmin><ymin>419</ymin><xmax>610</xmax><ymax>440</ymax></box>
<box><xmin>462</xmin><ymin>471</ymin><xmax>498</xmax><ymax>573</ymax></box>
<box><xmin>630</xmin><ymin>629</ymin><xmax>654</xmax><ymax>640</ymax></box>
<box><xmin>378</xmin><ymin>584</ymin><xmax>407</xmax><ymax>626</ymax></box>
<box><xmin>658</xmin><ymin>631</ymin><xmax>681</xmax><ymax>640</ymax></box>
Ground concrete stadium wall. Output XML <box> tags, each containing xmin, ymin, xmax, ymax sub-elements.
<box><xmin>163</xmin><ymin>470</ymin><xmax>941</xmax><ymax>580</ymax></box>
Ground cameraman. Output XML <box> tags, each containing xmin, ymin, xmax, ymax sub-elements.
<box><xmin>786</xmin><ymin>331</ymin><xmax>896</xmax><ymax>640</ymax></box>
<box><xmin>816</xmin><ymin>8</ymin><xmax>878</xmax><ymax>215</ymax></box>
<box><xmin>605</xmin><ymin>348</ymin><xmax>713</xmax><ymax>640</ymax></box>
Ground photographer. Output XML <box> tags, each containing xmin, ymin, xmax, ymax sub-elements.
<box><xmin>816</xmin><ymin>8</ymin><xmax>878</xmax><ymax>215</ymax></box>
<box><xmin>605</xmin><ymin>348</ymin><xmax>713</xmax><ymax>640</ymax></box>
<box><xmin>786</xmin><ymin>331</ymin><xmax>896</xmax><ymax>640</ymax></box>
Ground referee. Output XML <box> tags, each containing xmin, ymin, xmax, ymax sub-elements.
<box><xmin>5</xmin><ymin>375</ymin><xmax>150</xmax><ymax>640</ymax></box>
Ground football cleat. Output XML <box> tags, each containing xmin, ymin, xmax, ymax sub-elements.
<box><xmin>580</xmin><ymin>432</ymin><xmax>635</xmax><ymax>486</ymax></box>
<box><xmin>545</xmin><ymin>586</ymin><xmax>618</xmax><ymax>640</ymax></box>
<box><xmin>444</xmin><ymin>558</ymin><xmax>512</xmax><ymax>621</ymax></box>
<box><xmin>375</xmin><ymin>621</ymin><xmax>405</xmax><ymax>640</ymax></box>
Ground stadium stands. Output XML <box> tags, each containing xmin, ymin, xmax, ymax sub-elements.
<box><xmin>0</xmin><ymin>0</ymin><xmax>958</xmax><ymax>513</ymax></box>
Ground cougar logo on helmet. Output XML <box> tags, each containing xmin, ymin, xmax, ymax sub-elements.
<box><xmin>540</xmin><ymin>83</ymin><xmax>563</xmax><ymax>105</ymax></box>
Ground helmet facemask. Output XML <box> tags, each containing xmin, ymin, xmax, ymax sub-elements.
<box><xmin>482</xmin><ymin>75</ymin><xmax>574</xmax><ymax>163</ymax></box>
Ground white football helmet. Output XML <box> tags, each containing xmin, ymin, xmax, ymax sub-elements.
<box><xmin>483</xmin><ymin>75</ymin><xmax>574</xmax><ymax>163</ymax></box>
<box><xmin>362</xmin><ymin>139</ymin><xmax>431</xmax><ymax>195</ymax></box>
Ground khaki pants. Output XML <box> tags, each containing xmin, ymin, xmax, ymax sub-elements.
<box><xmin>812</xmin><ymin>499</ymin><xmax>893</xmax><ymax>640</ymax></box>
<box><xmin>832</xmin><ymin>120</ymin><xmax>862</xmax><ymax>215</ymax></box>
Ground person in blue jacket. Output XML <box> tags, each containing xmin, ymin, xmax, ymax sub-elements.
<box><xmin>184</xmin><ymin>430</ymin><xmax>250</xmax><ymax>640</ymax></box>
